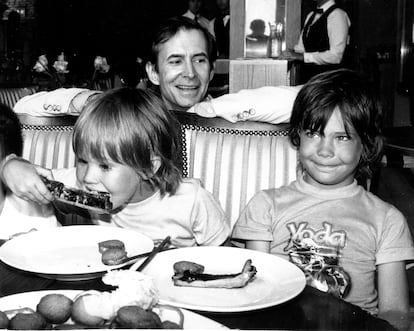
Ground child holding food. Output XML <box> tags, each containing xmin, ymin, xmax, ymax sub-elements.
<box><xmin>0</xmin><ymin>103</ymin><xmax>59</xmax><ymax>240</ymax></box>
<box><xmin>231</xmin><ymin>69</ymin><xmax>414</xmax><ymax>330</ymax></box>
<box><xmin>1</xmin><ymin>88</ymin><xmax>230</xmax><ymax>247</ymax></box>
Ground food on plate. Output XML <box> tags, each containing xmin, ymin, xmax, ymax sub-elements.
<box><xmin>98</xmin><ymin>239</ymin><xmax>127</xmax><ymax>265</ymax></box>
<box><xmin>70</xmin><ymin>269</ymin><xmax>159</xmax><ymax>325</ymax></box>
<box><xmin>173</xmin><ymin>259</ymin><xmax>257</xmax><ymax>288</ymax></box>
<box><xmin>3</xmin><ymin>307</ymin><xmax>35</xmax><ymax>319</ymax></box>
<box><xmin>162</xmin><ymin>320</ymin><xmax>182</xmax><ymax>329</ymax></box>
<box><xmin>0</xmin><ymin>311</ymin><xmax>8</xmax><ymax>328</ymax></box>
<box><xmin>0</xmin><ymin>270</ymin><xmax>183</xmax><ymax>329</ymax></box>
<box><xmin>70</xmin><ymin>294</ymin><xmax>106</xmax><ymax>327</ymax></box>
<box><xmin>42</xmin><ymin>176</ymin><xmax>113</xmax><ymax>212</ymax></box>
<box><xmin>98</xmin><ymin>239</ymin><xmax>125</xmax><ymax>254</ymax></box>
<box><xmin>154</xmin><ymin>304</ymin><xmax>184</xmax><ymax>329</ymax></box>
<box><xmin>101</xmin><ymin>247</ymin><xmax>127</xmax><ymax>265</ymax></box>
<box><xmin>115</xmin><ymin>305</ymin><xmax>162</xmax><ymax>328</ymax></box>
<box><xmin>36</xmin><ymin>293</ymin><xmax>73</xmax><ymax>324</ymax></box>
<box><xmin>8</xmin><ymin>312</ymin><xmax>47</xmax><ymax>330</ymax></box>
<box><xmin>173</xmin><ymin>261</ymin><xmax>204</xmax><ymax>274</ymax></box>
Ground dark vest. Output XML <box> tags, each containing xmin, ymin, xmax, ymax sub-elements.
<box><xmin>214</xmin><ymin>16</ymin><xmax>230</xmax><ymax>58</ymax></box>
<box><xmin>300</xmin><ymin>5</ymin><xmax>346</xmax><ymax>83</ymax></box>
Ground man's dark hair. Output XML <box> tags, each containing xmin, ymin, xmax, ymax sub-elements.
<box><xmin>149</xmin><ymin>16</ymin><xmax>217</xmax><ymax>71</ymax></box>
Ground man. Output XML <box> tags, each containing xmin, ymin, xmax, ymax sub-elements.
<box><xmin>145</xmin><ymin>16</ymin><xmax>298</xmax><ymax>123</ymax></box>
<box><xmin>209</xmin><ymin>0</ymin><xmax>230</xmax><ymax>58</ymax></box>
<box><xmin>146</xmin><ymin>16</ymin><xmax>216</xmax><ymax>112</ymax></box>
<box><xmin>182</xmin><ymin>0</ymin><xmax>210</xmax><ymax>31</ymax></box>
<box><xmin>279</xmin><ymin>0</ymin><xmax>350</xmax><ymax>83</ymax></box>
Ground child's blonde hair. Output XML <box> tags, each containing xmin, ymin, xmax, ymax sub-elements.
<box><xmin>73</xmin><ymin>88</ymin><xmax>182</xmax><ymax>196</ymax></box>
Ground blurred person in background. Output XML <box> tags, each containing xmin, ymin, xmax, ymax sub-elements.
<box><xmin>182</xmin><ymin>0</ymin><xmax>210</xmax><ymax>31</ymax></box>
<box><xmin>209</xmin><ymin>0</ymin><xmax>230</xmax><ymax>58</ymax></box>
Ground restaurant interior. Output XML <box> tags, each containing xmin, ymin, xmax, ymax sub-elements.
<box><xmin>0</xmin><ymin>0</ymin><xmax>413</xmax><ymax>329</ymax></box>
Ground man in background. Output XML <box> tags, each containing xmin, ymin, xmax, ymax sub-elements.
<box><xmin>145</xmin><ymin>16</ymin><xmax>216</xmax><ymax>111</ymax></box>
<box><xmin>182</xmin><ymin>0</ymin><xmax>210</xmax><ymax>31</ymax></box>
<box><xmin>209</xmin><ymin>0</ymin><xmax>230</xmax><ymax>58</ymax></box>
<box><xmin>279</xmin><ymin>0</ymin><xmax>350</xmax><ymax>83</ymax></box>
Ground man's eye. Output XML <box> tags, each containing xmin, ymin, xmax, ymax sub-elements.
<box><xmin>168</xmin><ymin>59</ymin><xmax>182</xmax><ymax>65</ymax></box>
<box><xmin>194</xmin><ymin>57</ymin><xmax>207</xmax><ymax>63</ymax></box>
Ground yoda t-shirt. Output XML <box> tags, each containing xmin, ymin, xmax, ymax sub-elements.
<box><xmin>232</xmin><ymin>176</ymin><xmax>414</xmax><ymax>315</ymax></box>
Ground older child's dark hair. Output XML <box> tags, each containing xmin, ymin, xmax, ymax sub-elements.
<box><xmin>73</xmin><ymin>88</ymin><xmax>182</xmax><ymax>196</ymax></box>
<box><xmin>289</xmin><ymin>69</ymin><xmax>383</xmax><ymax>180</ymax></box>
<box><xmin>0</xmin><ymin>103</ymin><xmax>23</xmax><ymax>158</ymax></box>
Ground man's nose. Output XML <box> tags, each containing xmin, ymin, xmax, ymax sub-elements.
<box><xmin>182</xmin><ymin>60</ymin><xmax>195</xmax><ymax>78</ymax></box>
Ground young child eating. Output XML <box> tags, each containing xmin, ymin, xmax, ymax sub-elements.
<box><xmin>1</xmin><ymin>88</ymin><xmax>230</xmax><ymax>247</ymax></box>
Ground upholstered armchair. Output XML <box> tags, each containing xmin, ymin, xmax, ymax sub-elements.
<box><xmin>174</xmin><ymin>111</ymin><xmax>297</xmax><ymax>226</ymax></box>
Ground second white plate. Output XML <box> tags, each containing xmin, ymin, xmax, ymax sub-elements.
<box><xmin>142</xmin><ymin>246</ymin><xmax>306</xmax><ymax>312</ymax></box>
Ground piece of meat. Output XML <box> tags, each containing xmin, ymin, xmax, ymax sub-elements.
<box><xmin>172</xmin><ymin>259</ymin><xmax>257</xmax><ymax>288</ymax></box>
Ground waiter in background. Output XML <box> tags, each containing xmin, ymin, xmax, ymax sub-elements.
<box><xmin>280</xmin><ymin>0</ymin><xmax>350</xmax><ymax>83</ymax></box>
<box><xmin>209</xmin><ymin>0</ymin><xmax>230</xmax><ymax>58</ymax></box>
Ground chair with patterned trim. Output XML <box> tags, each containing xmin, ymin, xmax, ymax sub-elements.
<box><xmin>0</xmin><ymin>86</ymin><xmax>38</xmax><ymax>108</ymax></box>
<box><xmin>18</xmin><ymin>114</ymin><xmax>77</xmax><ymax>169</ymax></box>
<box><xmin>173</xmin><ymin>111</ymin><xmax>298</xmax><ymax>228</ymax></box>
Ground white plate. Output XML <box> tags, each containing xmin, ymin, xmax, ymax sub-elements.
<box><xmin>0</xmin><ymin>290</ymin><xmax>227</xmax><ymax>329</ymax></box>
<box><xmin>141</xmin><ymin>246</ymin><xmax>306</xmax><ymax>312</ymax></box>
<box><xmin>0</xmin><ymin>226</ymin><xmax>153</xmax><ymax>281</ymax></box>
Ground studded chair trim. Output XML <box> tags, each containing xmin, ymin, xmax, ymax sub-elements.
<box><xmin>174</xmin><ymin>111</ymin><xmax>298</xmax><ymax>227</ymax></box>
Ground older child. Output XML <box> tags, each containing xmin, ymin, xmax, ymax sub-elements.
<box><xmin>0</xmin><ymin>103</ymin><xmax>58</xmax><ymax>240</ymax></box>
<box><xmin>232</xmin><ymin>69</ymin><xmax>414</xmax><ymax>329</ymax></box>
<box><xmin>2</xmin><ymin>88</ymin><xmax>229</xmax><ymax>247</ymax></box>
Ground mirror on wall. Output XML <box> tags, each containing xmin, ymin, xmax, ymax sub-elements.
<box><xmin>244</xmin><ymin>0</ymin><xmax>286</xmax><ymax>58</ymax></box>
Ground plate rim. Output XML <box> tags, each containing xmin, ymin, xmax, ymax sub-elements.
<box><xmin>0</xmin><ymin>226</ymin><xmax>154</xmax><ymax>280</ymax></box>
<box><xmin>143</xmin><ymin>246</ymin><xmax>306</xmax><ymax>312</ymax></box>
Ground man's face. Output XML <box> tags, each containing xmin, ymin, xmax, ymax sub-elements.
<box><xmin>188</xmin><ymin>0</ymin><xmax>202</xmax><ymax>15</ymax></box>
<box><xmin>216</xmin><ymin>0</ymin><xmax>229</xmax><ymax>13</ymax></box>
<box><xmin>147</xmin><ymin>29</ymin><xmax>214</xmax><ymax>111</ymax></box>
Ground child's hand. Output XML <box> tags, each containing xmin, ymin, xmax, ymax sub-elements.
<box><xmin>2</xmin><ymin>158</ymin><xmax>54</xmax><ymax>204</ymax></box>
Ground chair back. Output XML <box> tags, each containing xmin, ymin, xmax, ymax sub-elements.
<box><xmin>0</xmin><ymin>86</ymin><xmax>38</xmax><ymax>108</ymax></box>
<box><xmin>92</xmin><ymin>76</ymin><xmax>113</xmax><ymax>91</ymax></box>
<box><xmin>174</xmin><ymin>111</ymin><xmax>298</xmax><ymax>226</ymax></box>
<box><xmin>18</xmin><ymin>114</ymin><xmax>77</xmax><ymax>169</ymax></box>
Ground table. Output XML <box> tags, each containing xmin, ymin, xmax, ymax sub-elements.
<box><xmin>0</xmin><ymin>261</ymin><xmax>396</xmax><ymax>330</ymax></box>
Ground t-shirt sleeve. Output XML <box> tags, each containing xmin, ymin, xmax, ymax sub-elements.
<box><xmin>376</xmin><ymin>206</ymin><xmax>414</xmax><ymax>265</ymax></box>
<box><xmin>231</xmin><ymin>190</ymin><xmax>274</xmax><ymax>242</ymax></box>
<box><xmin>190</xmin><ymin>185</ymin><xmax>230</xmax><ymax>246</ymax></box>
